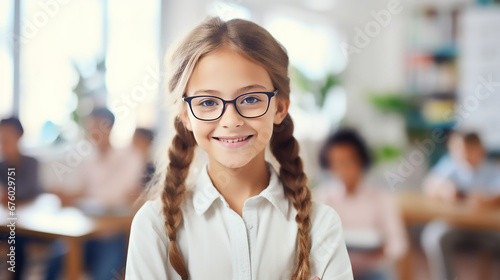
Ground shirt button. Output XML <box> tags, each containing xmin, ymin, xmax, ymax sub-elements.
<box><xmin>248</xmin><ymin>225</ymin><xmax>253</xmax><ymax>230</ymax></box>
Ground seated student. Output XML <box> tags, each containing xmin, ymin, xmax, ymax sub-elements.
<box><xmin>0</xmin><ymin>117</ymin><xmax>44</xmax><ymax>280</ymax></box>
<box><xmin>132</xmin><ymin>128</ymin><xmax>155</xmax><ymax>187</ymax></box>
<box><xmin>0</xmin><ymin>117</ymin><xmax>43</xmax><ymax>204</ymax></box>
<box><xmin>314</xmin><ymin>129</ymin><xmax>407</xmax><ymax>280</ymax></box>
<box><xmin>421</xmin><ymin>131</ymin><xmax>500</xmax><ymax>280</ymax></box>
<box><xmin>46</xmin><ymin>108</ymin><xmax>144</xmax><ymax>280</ymax></box>
<box><xmin>55</xmin><ymin>108</ymin><xmax>144</xmax><ymax>209</ymax></box>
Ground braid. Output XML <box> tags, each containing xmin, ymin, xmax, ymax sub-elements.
<box><xmin>270</xmin><ymin>114</ymin><xmax>313</xmax><ymax>280</ymax></box>
<box><xmin>161</xmin><ymin>118</ymin><xmax>197</xmax><ymax>279</ymax></box>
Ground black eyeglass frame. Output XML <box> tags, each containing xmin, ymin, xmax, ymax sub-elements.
<box><xmin>182</xmin><ymin>89</ymin><xmax>278</xmax><ymax>121</ymax></box>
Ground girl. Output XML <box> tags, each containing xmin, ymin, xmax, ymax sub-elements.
<box><xmin>125</xmin><ymin>17</ymin><xmax>352</xmax><ymax>280</ymax></box>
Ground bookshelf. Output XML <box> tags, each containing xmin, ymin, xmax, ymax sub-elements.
<box><xmin>404</xmin><ymin>0</ymin><xmax>500</xmax><ymax>160</ymax></box>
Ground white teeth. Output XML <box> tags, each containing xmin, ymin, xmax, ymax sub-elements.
<box><xmin>219</xmin><ymin>136</ymin><xmax>250</xmax><ymax>143</ymax></box>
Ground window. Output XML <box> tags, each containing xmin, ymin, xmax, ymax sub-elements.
<box><xmin>20</xmin><ymin>0</ymin><xmax>103</xmax><ymax>146</ymax></box>
<box><xmin>14</xmin><ymin>0</ymin><xmax>160</xmax><ymax>147</ymax></box>
<box><xmin>265</xmin><ymin>11</ymin><xmax>347</xmax><ymax>139</ymax></box>
<box><xmin>106</xmin><ymin>0</ymin><xmax>160</xmax><ymax>147</ymax></box>
<box><xmin>266</xmin><ymin>15</ymin><xmax>346</xmax><ymax>79</ymax></box>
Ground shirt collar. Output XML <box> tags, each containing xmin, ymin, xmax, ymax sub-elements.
<box><xmin>192</xmin><ymin>161</ymin><xmax>289</xmax><ymax>218</ymax></box>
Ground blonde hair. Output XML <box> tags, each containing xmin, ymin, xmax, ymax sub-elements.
<box><xmin>157</xmin><ymin>16</ymin><xmax>313</xmax><ymax>280</ymax></box>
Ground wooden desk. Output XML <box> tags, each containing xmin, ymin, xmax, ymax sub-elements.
<box><xmin>0</xmin><ymin>196</ymin><xmax>134</xmax><ymax>280</ymax></box>
<box><xmin>397</xmin><ymin>192</ymin><xmax>500</xmax><ymax>280</ymax></box>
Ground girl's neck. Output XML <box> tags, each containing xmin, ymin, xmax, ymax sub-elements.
<box><xmin>207</xmin><ymin>153</ymin><xmax>270</xmax><ymax>216</ymax></box>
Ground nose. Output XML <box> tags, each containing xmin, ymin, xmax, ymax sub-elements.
<box><xmin>219</xmin><ymin>103</ymin><xmax>244</xmax><ymax>128</ymax></box>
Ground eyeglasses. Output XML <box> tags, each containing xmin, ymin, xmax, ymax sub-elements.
<box><xmin>182</xmin><ymin>90</ymin><xmax>278</xmax><ymax>121</ymax></box>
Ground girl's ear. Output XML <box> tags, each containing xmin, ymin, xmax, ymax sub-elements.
<box><xmin>273</xmin><ymin>98</ymin><xmax>290</xmax><ymax>125</ymax></box>
<box><xmin>180</xmin><ymin>109</ymin><xmax>193</xmax><ymax>131</ymax></box>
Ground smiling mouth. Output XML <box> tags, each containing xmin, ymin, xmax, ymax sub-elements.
<box><xmin>212</xmin><ymin>135</ymin><xmax>253</xmax><ymax>143</ymax></box>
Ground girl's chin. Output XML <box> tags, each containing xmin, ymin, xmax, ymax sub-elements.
<box><xmin>209</xmin><ymin>156</ymin><xmax>256</xmax><ymax>170</ymax></box>
<box><xmin>219</xmin><ymin>159</ymin><xmax>252</xmax><ymax>169</ymax></box>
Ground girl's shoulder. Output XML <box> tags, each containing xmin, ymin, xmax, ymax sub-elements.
<box><xmin>132</xmin><ymin>193</ymin><xmax>344</xmax><ymax>234</ymax></box>
<box><xmin>131</xmin><ymin>198</ymin><xmax>168</xmax><ymax>239</ymax></box>
<box><xmin>135</xmin><ymin>198</ymin><xmax>164</xmax><ymax>217</ymax></box>
<box><xmin>307</xmin><ymin>201</ymin><xmax>352</xmax><ymax>277</ymax></box>
<box><xmin>289</xmin><ymin>200</ymin><xmax>345</xmax><ymax>251</ymax></box>
<box><xmin>131</xmin><ymin>193</ymin><xmax>196</xmax><ymax>229</ymax></box>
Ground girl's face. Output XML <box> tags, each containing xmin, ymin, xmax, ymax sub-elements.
<box><xmin>181</xmin><ymin>47</ymin><xmax>289</xmax><ymax>169</ymax></box>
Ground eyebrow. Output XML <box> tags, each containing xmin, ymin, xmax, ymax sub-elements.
<box><xmin>191</xmin><ymin>84</ymin><xmax>268</xmax><ymax>96</ymax></box>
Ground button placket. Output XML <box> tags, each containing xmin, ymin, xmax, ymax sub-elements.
<box><xmin>242</xmin><ymin>198</ymin><xmax>260</xmax><ymax>279</ymax></box>
<box><xmin>226</xmin><ymin>204</ymin><xmax>252</xmax><ymax>280</ymax></box>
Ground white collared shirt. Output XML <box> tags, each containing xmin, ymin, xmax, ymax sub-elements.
<box><xmin>125</xmin><ymin>161</ymin><xmax>353</xmax><ymax>280</ymax></box>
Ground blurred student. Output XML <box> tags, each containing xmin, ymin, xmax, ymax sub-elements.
<box><xmin>0</xmin><ymin>117</ymin><xmax>43</xmax><ymax>280</ymax></box>
<box><xmin>46</xmin><ymin>108</ymin><xmax>143</xmax><ymax>280</ymax></box>
<box><xmin>132</xmin><ymin>128</ymin><xmax>155</xmax><ymax>187</ymax></box>
<box><xmin>56</xmin><ymin>108</ymin><xmax>144</xmax><ymax>208</ymax></box>
<box><xmin>0</xmin><ymin>117</ymin><xmax>43</xmax><ymax>204</ymax></box>
<box><xmin>422</xmin><ymin>131</ymin><xmax>500</xmax><ymax>280</ymax></box>
<box><xmin>314</xmin><ymin>129</ymin><xmax>407</xmax><ymax>280</ymax></box>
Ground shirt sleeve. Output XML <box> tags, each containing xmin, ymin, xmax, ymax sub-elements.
<box><xmin>1</xmin><ymin>157</ymin><xmax>43</xmax><ymax>202</ymax></box>
<box><xmin>0</xmin><ymin>161</ymin><xmax>8</xmax><ymax>190</ymax></box>
<box><xmin>491</xmin><ymin>173</ymin><xmax>500</xmax><ymax>188</ymax></box>
<box><xmin>489</xmin><ymin>178</ymin><xmax>500</xmax><ymax>195</ymax></box>
<box><xmin>125</xmin><ymin>200</ymin><xmax>170</xmax><ymax>280</ymax></box>
<box><xmin>429</xmin><ymin>155</ymin><xmax>456</xmax><ymax>178</ymax></box>
<box><xmin>309</xmin><ymin>202</ymin><xmax>353</xmax><ymax>280</ymax></box>
<box><xmin>21</xmin><ymin>157</ymin><xmax>43</xmax><ymax>200</ymax></box>
<box><xmin>423</xmin><ymin>155</ymin><xmax>458</xmax><ymax>196</ymax></box>
<box><xmin>378</xmin><ymin>191</ymin><xmax>408</xmax><ymax>261</ymax></box>
<box><xmin>111</xmin><ymin>149</ymin><xmax>144</xmax><ymax>201</ymax></box>
<box><xmin>481</xmin><ymin>162</ymin><xmax>500</xmax><ymax>195</ymax></box>
<box><xmin>93</xmin><ymin>149</ymin><xmax>144</xmax><ymax>206</ymax></box>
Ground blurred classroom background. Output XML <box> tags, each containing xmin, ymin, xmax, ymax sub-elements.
<box><xmin>1</xmin><ymin>0</ymin><xmax>500</xmax><ymax>279</ymax></box>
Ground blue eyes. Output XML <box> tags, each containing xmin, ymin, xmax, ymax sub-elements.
<box><xmin>197</xmin><ymin>96</ymin><xmax>262</xmax><ymax>107</ymax></box>
<box><xmin>199</xmin><ymin>99</ymin><xmax>218</xmax><ymax>107</ymax></box>
<box><xmin>242</xmin><ymin>96</ymin><xmax>260</xmax><ymax>104</ymax></box>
